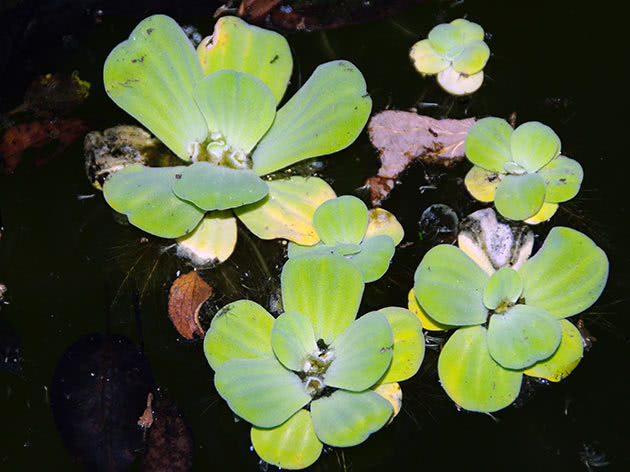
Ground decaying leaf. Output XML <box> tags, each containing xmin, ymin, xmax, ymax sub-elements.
<box><xmin>138</xmin><ymin>392</ymin><xmax>154</xmax><ymax>429</ymax></box>
<box><xmin>366</xmin><ymin>110</ymin><xmax>475</xmax><ymax>205</ymax></box>
<box><xmin>168</xmin><ymin>272</ymin><xmax>212</xmax><ymax>340</ymax></box>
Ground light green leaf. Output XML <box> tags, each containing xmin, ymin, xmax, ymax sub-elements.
<box><xmin>172</xmin><ymin>162</ymin><xmax>268</xmax><ymax>211</ymax></box>
<box><xmin>103</xmin><ymin>164</ymin><xmax>204</xmax><ymax>238</ymax></box>
<box><xmin>438</xmin><ymin>325</ymin><xmax>522</xmax><ymax>413</ymax></box>
<box><xmin>310</xmin><ymin>390</ymin><xmax>393</xmax><ymax>447</ymax></box>
<box><xmin>436</xmin><ymin>66</ymin><xmax>484</xmax><ymax>96</ymax></box>
<box><xmin>324</xmin><ymin>311</ymin><xmax>393</xmax><ymax>391</ymax></box>
<box><xmin>376</xmin><ymin>307</ymin><xmax>425</xmax><ymax>384</ymax></box>
<box><xmin>483</xmin><ymin>267</ymin><xmax>523</xmax><ymax>310</ymax></box>
<box><xmin>197</xmin><ymin>16</ymin><xmax>292</xmax><ymax>104</ymax></box>
<box><xmin>282</xmin><ymin>254</ymin><xmax>364</xmax><ymax>344</ymax></box>
<box><xmin>350</xmin><ymin>235</ymin><xmax>396</xmax><ymax>283</ymax></box>
<box><xmin>193</xmin><ymin>70</ymin><xmax>276</xmax><ymax>153</ymax></box>
<box><xmin>271</xmin><ymin>311</ymin><xmax>318</xmax><ymax>372</ymax></box>
<box><xmin>413</xmin><ymin>245</ymin><xmax>489</xmax><ymax>326</ymax></box>
<box><xmin>451</xmin><ymin>18</ymin><xmax>485</xmax><ymax>43</ymax></box>
<box><xmin>104</xmin><ymin>15</ymin><xmax>207</xmax><ymax>161</ymax></box>
<box><xmin>287</xmin><ymin>242</ymin><xmax>361</xmax><ymax>258</ymax></box>
<box><xmin>176</xmin><ymin>210</ymin><xmax>237</xmax><ymax>264</ymax></box>
<box><xmin>538</xmin><ymin>156</ymin><xmax>584</xmax><ymax>203</ymax></box>
<box><xmin>365</xmin><ymin>208</ymin><xmax>404</xmax><ymax>246</ymax></box>
<box><xmin>487</xmin><ymin>305</ymin><xmax>562</xmax><ymax>370</ymax></box>
<box><xmin>465</xmin><ymin>117</ymin><xmax>513</xmax><ymax>172</ymax></box>
<box><xmin>204</xmin><ymin>300</ymin><xmax>275</xmax><ymax>370</ymax></box>
<box><xmin>494</xmin><ymin>173</ymin><xmax>546</xmax><ymax>220</ymax></box>
<box><xmin>452</xmin><ymin>40</ymin><xmax>490</xmax><ymax>75</ymax></box>
<box><xmin>409</xmin><ymin>39</ymin><xmax>450</xmax><ymax>75</ymax></box>
<box><xmin>511</xmin><ymin>121</ymin><xmax>561</xmax><ymax>172</ymax></box>
<box><xmin>215</xmin><ymin>358</ymin><xmax>311</xmax><ymax>428</ymax></box>
<box><xmin>524</xmin><ymin>319</ymin><xmax>584</xmax><ymax>382</ymax></box>
<box><xmin>408</xmin><ymin>288</ymin><xmax>454</xmax><ymax>331</ymax></box>
<box><xmin>252</xmin><ymin>61</ymin><xmax>372</xmax><ymax>176</ymax></box>
<box><xmin>251</xmin><ymin>410</ymin><xmax>323</xmax><ymax>470</ymax></box>
<box><xmin>518</xmin><ymin>227</ymin><xmax>609</xmax><ymax>318</ymax></box>
<box><xmin>235</xmin><ymin>176</ymin><xmax>336</xmax><ymax>245</ymax></box>
<box><xmin>313</xmin><ymin>195</ymin><xmax>368</xmax><ymax>245</ymax></box>
<box><xmin>428</xmin><ymin>23</ymin><xmax>463</xmax><ymax>54</ymax></box>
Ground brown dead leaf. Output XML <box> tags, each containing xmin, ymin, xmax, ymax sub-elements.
<box><xmin>366</xmin><ymin>111</ymin><xmax>476</xmax><ymax>205</ymax></box>
<box><xmin>168</xmin><ymin>272</ymin><xmax>212</xmax><ymax>340</ymax></box>
<box><xmin>138</xmin><ymin>392</ymin><xmax>154</xmax><ymax>429</ymax></box>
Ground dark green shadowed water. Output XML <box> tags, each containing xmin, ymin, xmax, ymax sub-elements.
<box><xmin>1</xmin><ymin>1</ymin><xmax>628</xmax><ymax>471</ymax></box>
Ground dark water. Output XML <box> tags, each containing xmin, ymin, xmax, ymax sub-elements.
<box><xmin>1</xmin><ymin>1</ymin><xmax>628</xmax><ymax>471</ymax></box>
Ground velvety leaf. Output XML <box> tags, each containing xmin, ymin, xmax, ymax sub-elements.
<box><xmin>451</xmin><ymin>18</ymin><xmax>485</xmax><ymax>43</ymax></box>
<box><xmin>413</xmin><ymin>245</ymin><xmax>489</xmax><ymax>326</ymax></box>
<box><xmin>524</xmin><ymin>319</ymin><xmax>584</xmax><ymax>382</ymax></box>
<box><xmin>350</xmin><ymin>235</ymin><xmax>396</xmax><ymax>283</ymax></box>
<box><xmin>176</xmin><ymin>211</ymin><xmax>237</xmax><ymax>264</ymax></box>
<box><xmin>464</xmin><ymin>165</ymin><xmax>500</xmax><ymax>202</ymax></box>
<box><xmin>313</xmin><ymin>195</ymin><xmax>368</xmax><ymax>245</ymax></box>
<box><xmin>487</xmin><ymin>305</ymin><xmax>562</xmax><ymax>370</ymax></box>
<box><xmin>324</xmin><ymin>311</ymin><xmax>393</xmax><ymax>391</ymax></box>
<box><xmin>310</xmin><ymin>390</ymin><xmax>393</xmax><ymax>447</ymax></box>
<box><xmin>524</xmin><ymin>202</ymin><xmax>559</xmax><ymax>225</ymax></box>
<box><xmin>438</xmin><ymin>325</ymin><xmax>522</xmax><ymax>412</ymax></box>
<box><xmin>271</xmin><ymin>311</ymin><xmax>318</xmax><ymax>372</ymax></box>
<box><xmin>538</xmin><ymin>155</ymin><xmax>583</xmax><ymax>203</ymax></box>
<box><xmin>483</xmin><ymin>267</ymin><xmax>523</xmax><ymax>310</ymax></box>
<box><xmin>251</xmin><ymin>410</ymin><xmax>323</xmax><ymax>470</ymax></box>
<box><xmin>409</xmin><ymin>39</ymin><xmax>450</xmax><ymax>74</ymax></box>
<box><xmin>407</xmin><ymin>288</ymin><xmax>454</xmax><ymax>331</ymax></box>
<box><xmin>235</xmin><ymin>176</ymin><xmax>336</xmax><ymax>245</ymax></box>
<box><xmin>287</xmin><ymin>242</ymin><xmax>361</xmax><ymax>258</ymax></box>
<box><xmin>252</xmin><ymin>61</ymin><xmax>372</xmax><ymax>175</ymax></box>
<box><xmin>203</xmin><ymin>300</ymin><xmax>274</xmax><ymax>370</ymax></box>
<box><xmin>197</xmin><ymin>16</ymin><xmax>292</xmax><ymax>104</ymax></box>
<box><xmin>452</xmin><ymin>40</ymin><xmax>490</xmax><ymax>75</ymax></box>
<box><xmin>511</xmin><ymin>121</ymin><xmax>561</xmax><ymax>172</ymax></box>
<box><xmin>494</xmin><ymin>173</ymin><xmax>546</xmax><ymax>220</ymax></box>
<box><xmin>465</xmin><ymin>117</ymin><xmax>513</xmax><ymax>172</ymax></box>
<box><xmin>193</xmin><ymin>70</ymin><xmax>276</xmax><ymax>153</ymax></box>
<box><xmin>518</xmin><ymin>227</ymin><xmax>609</xmax><ymax>318</ymax></box>
<box><xmin>104</xmin><ymin>15</ymin><xmax>207</xmax><ymax>160</ymax></box>
<box><xmin>365</xmin><ymin>208</ymin><xmax>404</xmax><ymax>245</ymax></box>
<box><xmin>428</xmin><ymin>23</ymin><xmax>462</xmax><ymax>54</ymax></box>
<box><xmin>281</xmin><ymin>254</ymin><xmax>364</xmax><ymax>344</ymax></box>
<box><xmin>436</xmin><ymin>67</ymin><xmax>484</xmax><ymax>95</ymax></box>
<box><xmin>376</xmin><ymin>307</ymin><xmax>425</xmax><ymax>384</ymax></box>
<box><xmin>172</xmin><ymin>162</ymin><xmax>268</xmax><ymax>211</ymax></box>
<box><xmin>457</xmin><ymin>208</ymin><xmax>534</xmax><ymax>275</ymax></box>
<box><xmin>214</xmin><ymin>358</ymin><xmax>311</xmax><ymax>428</ymax></box>
<box><xmin>168</xmin><ymin>271</ymin><xmax>212</xmax><ymax>340</ymax></box>
<box><xmin>103</xmin><ymin>165</ymin><xmax>205</xmax><ymax>238</ymax></box>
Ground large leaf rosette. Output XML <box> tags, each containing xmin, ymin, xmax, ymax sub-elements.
<box><xmin>410</xmin><ymin>227</ymin><xmax>608</xmax><ymax>412</ymax></box>
<box><xmin>204</xmin><ymin>254</ymin><xmax>424</xmax><ymax>469</ymax></box>
<box><xmin>102</xmin><ymin>15</ymin><xmax>371</xmax><ymax>262</ymax></box>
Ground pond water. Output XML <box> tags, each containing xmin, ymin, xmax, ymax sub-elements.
<box><xmin>1</xmin><ymin>1</ymin><xmax>628</xmax><ymax>471</ymax></box>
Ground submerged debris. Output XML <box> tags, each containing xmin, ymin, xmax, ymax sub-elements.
<box><xmin>168</xmin><ymin>271</ymin><xmax>212</xmax><ymax>340</ymax></box>
<box><xmin>418</xmin><ymin>203</ymin><xmax>459</xmax><ymax>244</ymax></box>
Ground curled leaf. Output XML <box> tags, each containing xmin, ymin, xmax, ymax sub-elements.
<box><xmin>168</xmin><ymin>271</ymin><xmax>212</xmax><ymax>339</ymax></box>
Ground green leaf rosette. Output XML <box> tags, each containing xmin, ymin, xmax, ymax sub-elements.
<box><xmin>102</xmin><ymin>15</ymin><xmax>372</xmax><ymax>262</ymax></box>
<box><xmin>464</xmin><ymin>117</ymin><xmax>584</xmax><ymax>223</ymax></box>
<box><xmin>287</xmin><ymin>196</ymin><xmax>403</xmax><ymax>282</ymax></box>
<box><xmin>409</xmin><ymin>18</ymin><xmax>490</xmax><ymax>95</ymax></box>
<box><xmin>205</xmin><ymin>254</ymin><xmax>424</xmax><ymax>469</ymax></box>
<box><xmin>413</xmin><ymin>227</ymin><xmax>608</xmax><ymax>412</ymax></box>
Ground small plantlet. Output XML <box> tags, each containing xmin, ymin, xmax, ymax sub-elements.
<box><xmin>410</xmin><ymin>18</ymin><xmax>490</xmax><ymax>95</ymax></box>
<box><xmin>204</xmin><ymin>254</ymin><xmax>424</xmax><ymax>469</ymax></box>
<box><xmin>101</xmin><ymin>15</ymin><xmax>371</xmax><ymax>263</ymax></box>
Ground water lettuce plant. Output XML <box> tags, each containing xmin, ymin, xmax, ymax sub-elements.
<box><xmin>464</xmin><ymin>117</ymin><xmax>583</xmax><ymax>223</ymax></box>
<box><xmin>409</xmin><ymin>18</ymin><xmax>490</xmax><ymax>95</ymax></box>
<box><xmin>410</xmin><ymin>226</ymin><xmax>608</xmax><ymax>412</ymax></box>
<box><xmin>102</xmin><ymin>15</ymin><xmax>371</xmax><ymax>263</ymax></box>
<box><xmin>287</xmin><ymin>196</ymin><xmax>404</xmax><ymax>282</ymax></box>
<box><xmin>204</xmin><ymin>254</ymin><xmax>424</xmax><ymax>469</ymax></box>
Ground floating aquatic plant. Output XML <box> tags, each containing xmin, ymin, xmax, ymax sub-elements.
<box><xmin>409</xmin><ymin>18</ymin><xmax>490</xmax><ymax>95</ymax></box>
<box><xmin>287</xmin><ymin>196</ymin><xmax>403</xmax><ymax>282</ymax></box>
<box><xmin>464</xmin><ymin>117</ymin><xmax>583</xmax><ymax>223</ymax></box>
<box><xmin>410</xmin><ymin>226</ymin><xmax>608</xmax><ymax>412</ymax></box>
<box><xmin>102</xmin><ymin>15</ymin><xmax>371</xmax><ymax>263</ymax></box>
<box><xmin>204</xmin><ymin>254</ymin><xmax>424</xmax><ymax>469</ymax></box>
